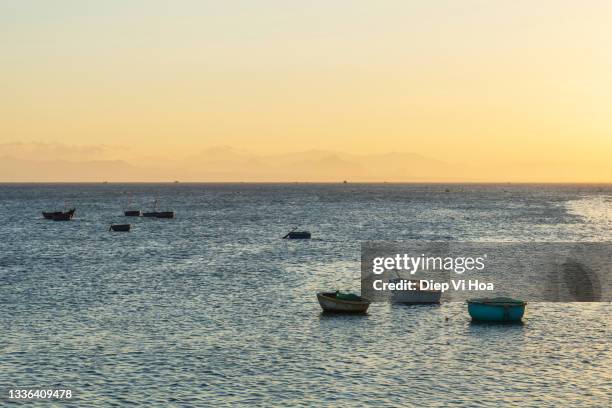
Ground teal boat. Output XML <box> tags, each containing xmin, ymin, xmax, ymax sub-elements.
<box><xmin>467</xmin><ymin>297</ymin><xmax>526</xmax><ymax>322</ymax></box>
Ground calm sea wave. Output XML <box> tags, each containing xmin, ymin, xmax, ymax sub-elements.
<box><xmin>1</xmin><ymin>183</ymin><xmax>610</xmax><ymax>407</ymax></box>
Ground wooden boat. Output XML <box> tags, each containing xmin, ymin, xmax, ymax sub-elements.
<box><xmin>467</xmin><ymin>297</ymin><xmax>526</xmax><ymax>322</ymax></box>
<box><xmin>43</xmin><ymin>208</ymin><xmax>75</xmax><ymax>220</ymax></box>
<box><xmin>51</xmin><ymin>212</ymin><xmax>72</xmax><ymax>221</ymax></box>
<box><xmin>283</xmin><ymin>230</ymin><xmax>311</xmax><ymax>239</ymax></box>
<box><xmin>123</xmin><ymin>195</ymin><xmax>141</xmax><ymax>217</ymax></box>
<box><xmin>317</xmin><ymin>292</ymin><xmax>371</xmax><ymax>313</ymax></box>
<box><xmin>124</xmin><ymin>210</ymin><xmax>141</xmax><ymax>217</ymax></box>
<box><xmin>142</xmin><ymin>211</ymin><xmax>175</xmax><ymax>218</ymax></box>
<box><xmin>390</xmin><ymin>279</ymin><xmax>442</xmax><ymax>304</ymax></box>
<box><xmin>109</xmin><ymin>224</ymin><xmax>131</xmax><ymax>232</ymax></box>
<box><xmin>143</xmin><ymin>199</ymin><xmax>174</xmax><ymax>218</ymax></box>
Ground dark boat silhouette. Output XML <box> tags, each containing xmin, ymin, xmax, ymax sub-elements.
<box><xmin>143</xmin><ymin>211</ymin><xmax>175</xmax><ymax>218</ymax></box>
<box><xmin>51</xmin><ymin>212</ymin><xmax>73</xmax><ymax>221</ymax></box>
<box><xmin>283</xmin><ymin>228</ymin><xmax>311</xmax><ymax>239</ymax></box>
<box><xmin>42</xmin><ymin>211</ymin><xmax>58</xmax><ymax>219</ymax></box>
<box><xmin>109</xmin><ymin>224</ymin><xmax>131</xmax><ymax>232</ymax></box>
<box><xmin>43</xmin><ymin>208</ymin><xmax>75</xmax><ymax>220</ymax></box>
<box><xmin>123</xmin><ymin>195</ymin><xmax>141</xmax><ymax>216</ymax></box>
<box><xmin>142</xmin><ymin>199</ymin><xmax>174</xmax><ymax>218</ymax></box>
<box><xmin>124</xmin><ymin>210</ymin><xmax>142</xmax><ymax>216</ymax></box>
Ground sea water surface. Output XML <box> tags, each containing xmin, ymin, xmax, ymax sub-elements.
<box><xmin>1</xmin><ymin>183</ymin><xmax>610</xmax><ymax>407</ymax></box>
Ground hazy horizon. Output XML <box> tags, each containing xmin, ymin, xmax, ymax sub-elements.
<box><xmin>1</xmin><ymin>142</ymin><xmax>610</xmax><ymax>183</ymax></box>
<box><xmin>2</xmin><ymin>1</ymin><xmax>611</xmax><ymax>181</ymax></box>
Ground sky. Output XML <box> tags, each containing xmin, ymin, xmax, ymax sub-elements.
<box><xmin>1</xmin><ymin>1</ymin><xmax>611</xmax><ymax>181</ymax></box>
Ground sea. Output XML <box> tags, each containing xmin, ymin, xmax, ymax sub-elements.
<box><xmin>1</xmin><ymin>183</ymin><xmax>610</xmax><ymax>407</ymax></box>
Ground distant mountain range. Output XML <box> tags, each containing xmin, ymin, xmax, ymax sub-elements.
<box><xmin>0</xmin><ymin>156</ymin><xmax>144</xmax><ymax>182</ymax></box>
<box><xmin>179</xmin><ymin>146</ymin><xmax>469</xmax><ymax>182</ymax></box>
<box><xmin>0</xmin><ymin>143</ymin><xmax>607</xmax><ymax>182</ymax></box>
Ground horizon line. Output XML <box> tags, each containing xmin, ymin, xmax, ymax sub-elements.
<box><xmin>2</xmin><ymin>181</ymin><xmax>612</xmax><ymax>185</ymax></box>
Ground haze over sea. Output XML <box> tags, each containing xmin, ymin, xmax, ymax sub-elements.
<box><xmin>1</xmin><ymin>183</ymin><xmax>610</xmax><ymax>407</ymax></box>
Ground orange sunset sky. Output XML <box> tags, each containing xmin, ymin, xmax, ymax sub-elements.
<box><xmin>1</xmin><ymin>1</ymin><xmax>611</xmax><ymax>182</ymax></box>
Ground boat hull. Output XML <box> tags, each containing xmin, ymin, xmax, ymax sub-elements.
<box><xmin>317</xmin><ymin>292</ymin><xmax>370</xmax><ymax>313</ymax></box>
<box><xmin>124</xmin><ymin>210</ymin><xmax>141</xmax><ymax>217</ymax></box>
<box><xmin>110</xmin><ymin>224</ymin><xmax>131</xmax><ymax>232</ymax></box>
<box><xmin>143</xmin><ymin>211</ymin><xmax>174</xmax><ymax>218</ymax></box>
<box><xmin>51</xmin><ymin>213</ymin><xmax>73</xmax><ymax>221</ymax></box>
<box><xmin>284</xmin><ymin>231</ymin><xmax>311</xmax><ymax>239</ymax></box>
<box><xmin>43</xmin><ymin>208</ymin><xmax>75</xmax><ymax>220</ymax></box>
<box><xmin>467</xmin><ymin>301</ymin><xmax>525</xmax><ymax>322</ymax></box>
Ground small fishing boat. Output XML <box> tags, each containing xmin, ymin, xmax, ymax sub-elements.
<box><xmin>109</xmin><ymin>224</ymin><xmax>131</xmax><ymax>232</ymax></box>
<box><xmin>283</xmin><ymin>228</ymin><xmax>311</xmax><ymax>239</ymax></box>
<box><xmin>467</xmin><ymin>297</ymin><xmax>526</xmax><ymax>322</ymax></box>
<box><xmin>317</xmin><ymin>291</ymin><xmax>371</xmax><ymax>313</ymax></box>
<box><xmin>123</xmin><ymin>195</ymin><xmax>141</xmax><ymax>217</ymax></box>
<box><xmin>143</xmin><ymin>199</ymin><xmax>174</xmax><ymax>218</ymax></box>
<box><xmin>43</xmin><ymin>208</ymin><xmax>75</xmax><ymax>220</ymax></box>
<box><xmin>51</xmin><ymin>212</ymin><xmax>73</xmax><ymax>221</ymax></box>
<box><xmin>142</xmin><ymin>211</ymin><xmax>175</xmax><ymax>218</ymax></box>
<box><xmin>124</xmin><ymin>210</ymin><xmax>141</xmax><ymax>217</ymax></box>
<box><xmin>390</xmin><ymin>279</ymin><xmax>442</xmax><ymax>304</ymax></box>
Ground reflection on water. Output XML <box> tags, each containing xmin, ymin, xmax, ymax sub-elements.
<box><xmin>318</xmin><ymin>312</ymin><xmax>372</xmax><ymax>321</ymax></box>
<box><xmin>468</xmin><ymin>320</ymin><xmax>526</xmax><ymax>329</ymax></box>
<box><xmin>0</xmin><ymin>184</ymin><xmax>610</xmax><ymax>406</ymax></box>
<box><xmin>561</xmin><ymin>259</ymin><xmax>602</xmax><ymax>301</ymax></box>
